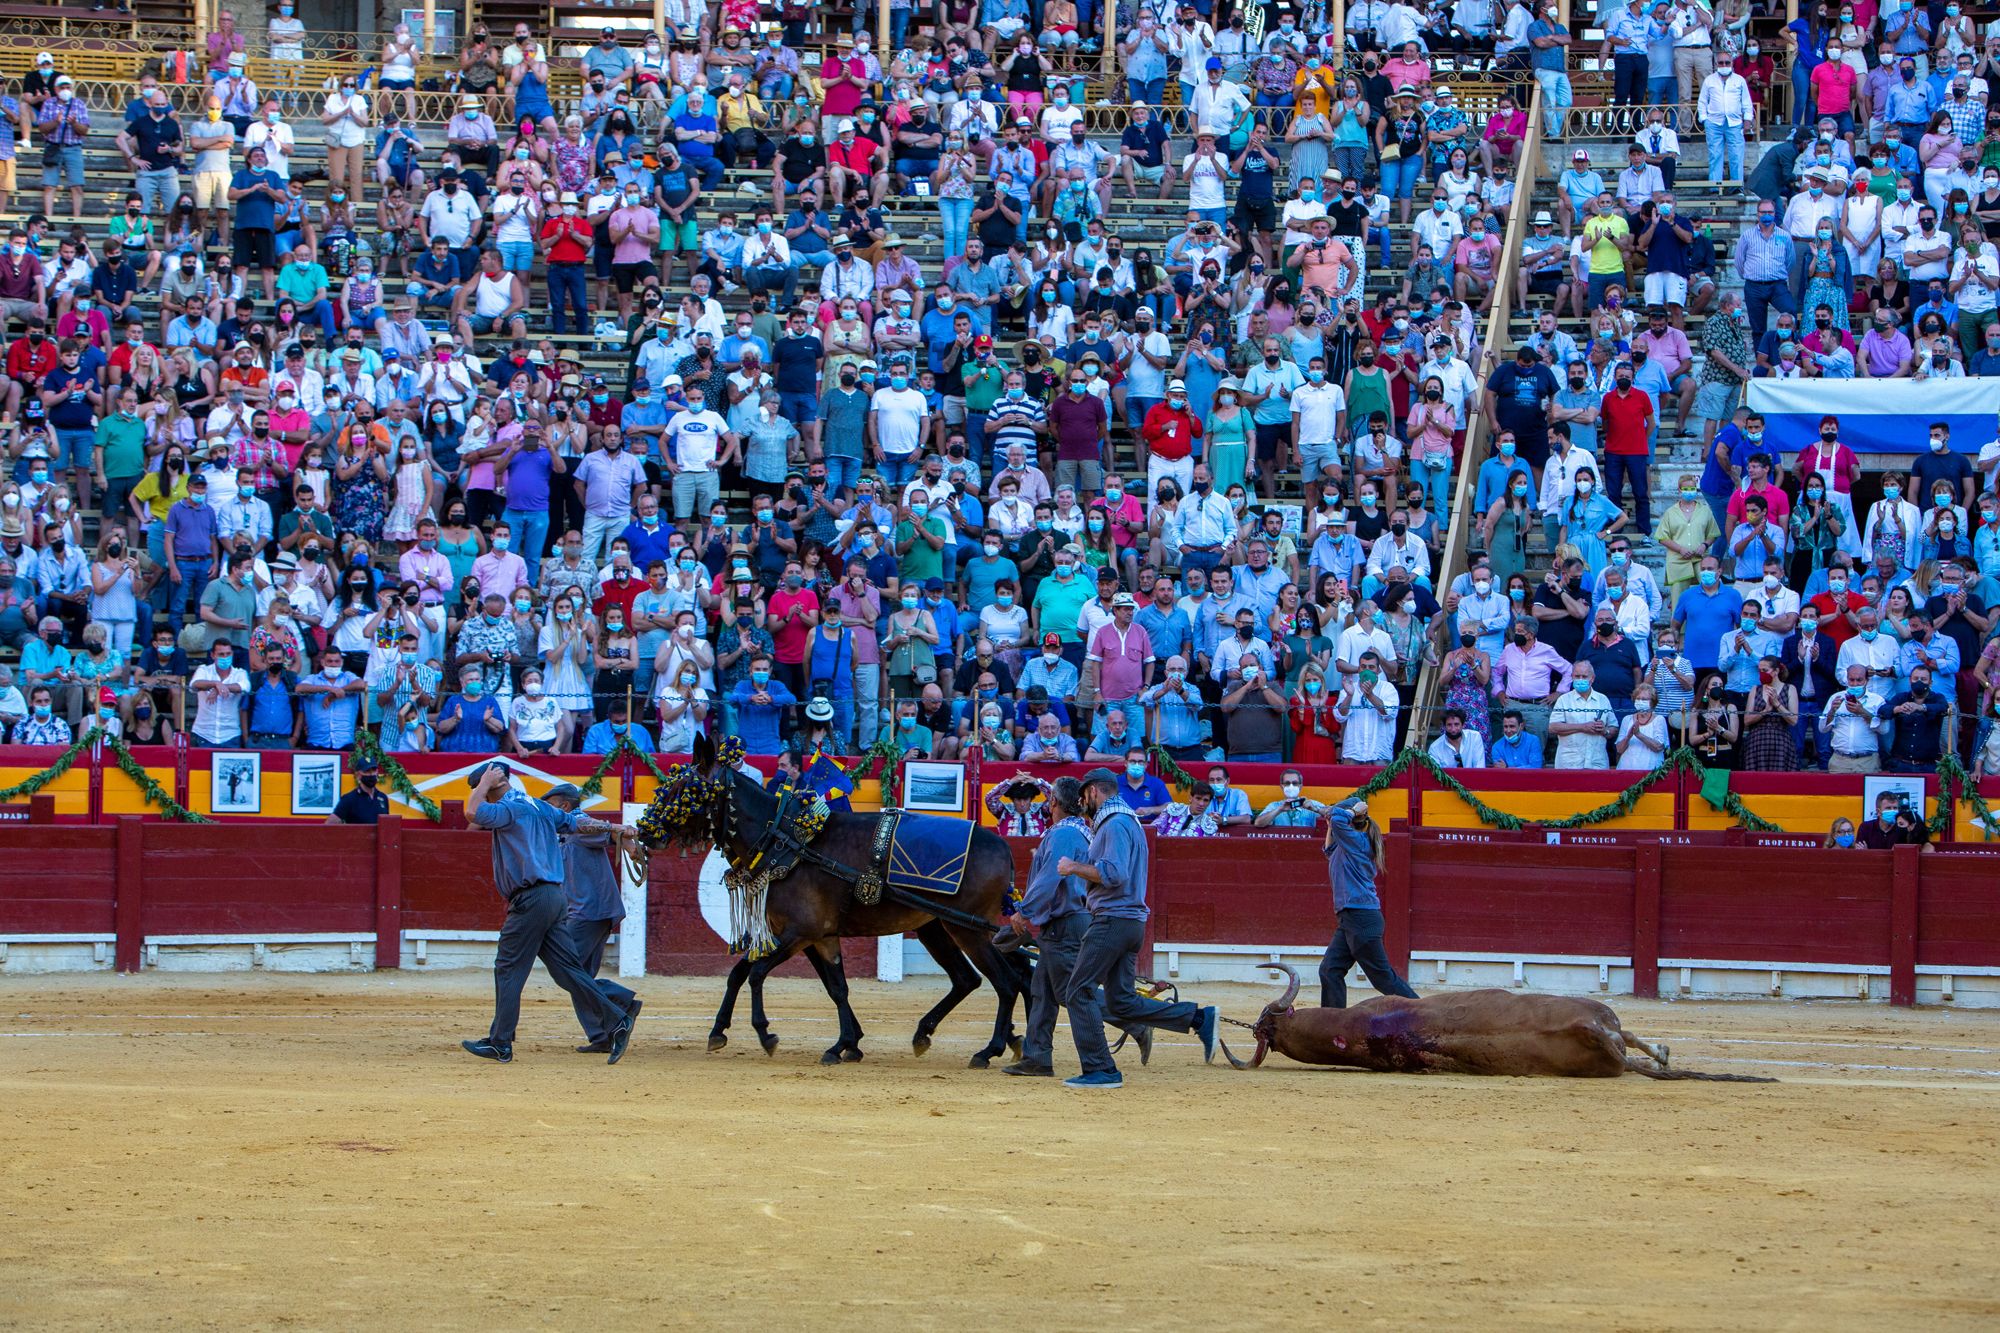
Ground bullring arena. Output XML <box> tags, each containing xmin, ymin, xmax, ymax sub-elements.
<box><xmin>4</xmin><ymin>971</ymin><xmax>1998</xmax><ymax>1327</ymax></box>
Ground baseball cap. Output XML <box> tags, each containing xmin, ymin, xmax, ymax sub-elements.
<box><xmin>355</xmin><ymin>755</ymin><xmax>382</xmax><ymax>774</ymax></box>
<box><xmin>1204</xmin><ymin>56</ymin><xmax>1223</xmax><ymax>69</ymax></box>
<box><xmin>973</xmin><ymin>333</ymin><xmax>993</xmax><ymax>350</ymax></box>
<box><xmin>1573</xmin><ymin>149</ymin><xmax>1589</xmax><ymax>161</ymax></box>
<box><xmin>1041</xmin><ymin>631</ymin><xmax>1062</xmax><ymax>649</ymax></box>
<box><xmin>1111</xmin><ymin>591</ymin><xmax>1137</xmax><ymax>609</ymax></box>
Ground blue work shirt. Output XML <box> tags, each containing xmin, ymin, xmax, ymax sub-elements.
<box><xmin>1322</xmin><ymin>797</ymin><xmax>1380</xmax><ymax>911</ymax></box>
<box><xmin>1119</xmin><ymin>773</ymin><xmax>1169</xmax><ymax>811</ymax></box>
<box><xmin>472</xmin><ymin>791</ymin><xmax>581</xmax><ymax>895</ymax></box>
<box><xmin>1083</xmin><ymin>798</ymin><xmax>1149</xmax><ymax>921</ymax></box>
<box><xmin>1018</xmin><ymin>816</ymin><xmax>1090</xmax><ymax>925</ymax></box>
<box><xmin>1141</xmin><ymin>679</ymin><xmax>1204</xmax><ymax>748</ymax></box>
<box><xmin>564</xmin><ymin>827</ymin><xmax>626</xmax><ymax>924</ymax></box>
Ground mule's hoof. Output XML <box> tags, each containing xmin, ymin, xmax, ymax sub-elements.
<box><xmin>759</xmin><ymin>1033</ymin><xmax>780</xmax><ymax>1056</ymax></box>
<box><xmin>706</xmin><ymin>1032</ymin><xmax>727</xmax><ymax>1053</ymax></box>
<box><xmin>967</xmin><ymin>1053</ymin><xmax>992</xmax><ymax>1070</ymax></box>
<box><xmin>912</xmin><ymin>1033</ymin><xmax>932</xmax><ymax>1058</ymax></box>
<box><xmin>820</xmin><ymin>1047</ymin><xmax>843</xmax><ymax>1065</ymax></box>
<box><xmin>840</xmin><ymin>1046</ymin><xmax>864</xmax><ymax>1062</ymax></box>
<box><xmin>1007</xmin><ymin>1036</ymin><xmax>1023</xmax><ymax>1060</ymax></box>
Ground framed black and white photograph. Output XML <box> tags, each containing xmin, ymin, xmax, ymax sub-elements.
<box><xmin>1863</xmin><ymin>774</ymin><xmax>1928</xmax><ymax>827</ymax></box>
<box><xmin>291</xmin><ymin>754</ymin><xmax>342</xmax><ymax>817</ymax></box>
<box><xmin>210</xmin><ymin>753</ymin><xmax>262</xmax><ymax>815</ymax></box>
<box><xmin>901</xmin><ymin>760</ymin><xmax>967</xmax><ymax>814</ymax></box>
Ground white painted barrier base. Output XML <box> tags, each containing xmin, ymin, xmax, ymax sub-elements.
<box><xmin>0</xmin><ymin>935</ymin><xmax>117</xmax><ymax>974</ymax></box>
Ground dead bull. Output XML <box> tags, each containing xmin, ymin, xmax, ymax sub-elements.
<box><xmin>1221</xmin><ymin>966</ymin><xmax>1775</xmax><ymax>1082</ymax></box>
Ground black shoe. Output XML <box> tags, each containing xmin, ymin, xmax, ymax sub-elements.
<box><xmin>1000</xmin><ymin>1060</ymin><xmax>1054</xmax><ymax>1076</ymax></box>
<box><xmin>607</xmin><ymin>1016</ymin><xmax>633</xmax><ymax>1065</ymax></box>
<box><xmin>624</xmin><ymin>996</ymin><xmax>644</xmax><ymax>1029</ymax></box>
<box><xmin>462</xmin><ymin>1038</ymin><xmax>512</xmax><ymax>1062</ymax></box>
<box><xmin>574</xmin><ymin>1040</ymin><xmax>612</xmax><ymax>1053</ymax></box>
<box><xmin>1194</xmin><ymin>1006</ymin><xmax>1218</xmax><ymax>1064</ymax></box>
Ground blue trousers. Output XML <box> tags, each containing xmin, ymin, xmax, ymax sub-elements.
<box><xmin>168</xmin><ymin>555</ymin><xmax>212</xmax><ymax>629</ymax></box>
<box><xmin>546</xmin><ymin>262</ymin><xmax>589</xmax><ymax>334</ymax></box>
<box><xmin>504</xmin><ymin>506</ymin><xmax>550</xmax><ymax>584</ymax></box>
<box><xmin>1319</xmin><ymin>907</ymin><xmax>1418</xmax><ymax>1008</ymax></box>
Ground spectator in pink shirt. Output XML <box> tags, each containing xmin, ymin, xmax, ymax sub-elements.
<box><xmin>1085</xmin><ymin>589</ymin><xmax>1154</xmax><ymax>737</ymax></box>
<box><xmin>1857</xmin><ymin>309</ymin><xmax>1913</xmax><ymax>377</ymax></box>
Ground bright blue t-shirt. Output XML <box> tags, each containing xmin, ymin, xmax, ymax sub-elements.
<box><xmin>1673</xmin><ymin>582</ymin><xmax>1746</xmax><ymax>671</ymax></box>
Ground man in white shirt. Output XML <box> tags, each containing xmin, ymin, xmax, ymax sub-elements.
<box><xmin>663</xmin><ymin>383</ymin><xmax>736</xmax><ymax>519</ymax></box>
<box><xmin>1412</xmin><ymin>195</ymin><xmax>1464</xmax><ymax>263</ymax></box>
<box><xmin>1188</xmin><ymin>60</ymin><xmax>1249</xmax><ymax>139</ymax></box>
<box><xmin>1818</xmin><ymin>663</ymin><xmax>1887</xmax><ymax>772</ymax></box>
<box><xmin>1291</xmin><ymin>359</ymin><xmax>1347</xmax><ymax>499</ymax></box>
<box><xmin>1368</xmin><ymin>517</ymin><xmax>1432</xmax><ymax>580</ymax></box>
<box><xmin>1696</xmin><ymin>52</ymin><xmax>1753</xmax><ymax>184</ymax></box>
<box><xmin>1950</xmin><ymin>229</ymin><xmax>2000</xmax><ymax>328</ymax></box>
<box><xmin>1902</xmin><ymin>206</ymin><xmax>1953</xmax><ymax>284</ymax></box>
<box><xmin>868</xmin><ymin>369</ymin><xmax>930</xmax><ymax>488</ymax></box>
<box><xmin>1428</xmin><ymin>707</ymin><xmax>1489</xmax><ymax>768</ymax></box>
<box><xmin>1335</xmin><ymin>650</ymin><xmax>1399</xmax><ymax>762</ymax></box>
<box><xmin>1334</xmin><ymin>601</ymin><xmax>1397</xmax><ymax>681</ymax></box>
<box><xmin>1780</xmin><ymin>169</ymin><xmax>1841</xmax><ymax>242</ymax></box>
<box><xmin>1418</xmin><ymin>335</ymin><xmax>1479</xmax><ymax>420</ymax></box>
<box><xmin>189</xmin><ymin>639</ymin><xmax>250</xmax><ymax>746</ymax></box>
<box><xmin>1170</xmin><ymin>465</ymin><xmax>1238</xmax><ymax>576</ymax></box>
<box><xmin>1538</xmin><ymin>428</ymin><xmax>1597</xmax><ymax>540</ymax></box>
<box><xmin>1549</xmin><ymin>664</ymin><xmax>1617</xmax><ymax>769</ymax></box>
<box><xmin>1375</xmin><ymin>0</ymin><xmax>1425</xmax><ymax>48</ymax></box>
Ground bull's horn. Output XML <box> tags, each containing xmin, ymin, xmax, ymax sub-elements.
<box><xmin>1264</xmin><ymin>962</ymin><xmax>1300</xmax><ymax>1011</ymax></box>
<box><xmin>1219</xmin><ymin>1032</ymin><xmax>1269</xmax><ymax>1070</ymax></box>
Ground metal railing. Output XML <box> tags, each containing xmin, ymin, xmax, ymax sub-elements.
<box><xmin>1405</xmin><ymin>83</ymin><xmax>1544</xmax><ymax>754</ymax></box>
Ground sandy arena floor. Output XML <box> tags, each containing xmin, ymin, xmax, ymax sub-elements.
<box><xmin>1</xmin><ymin>972</ymin><xmax>1997</xmax><ymax>1330</ymax></box>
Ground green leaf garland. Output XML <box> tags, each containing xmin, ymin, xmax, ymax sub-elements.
<box><xmin>0</xmin><ymin>729</ymin><xmax>93</xmax><ymax>803</ymax></box>
<box><xmin>98</xmin><ymin>732</ymin><xmax>209</xmax><ymax>823</ymax></box>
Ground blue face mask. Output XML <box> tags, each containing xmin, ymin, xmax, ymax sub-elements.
<box><xmin>1698</xmin><ymin>570</ymin><xmax>1718</xmax><ymax>588</ymax></box>
<box><xmin>1834</xmin><ymin>832</ymin><xmax>1855</xmax><ymax>848</ymax></box>
<box><xmin>751</xmin><ymin>670</ymin><xmax>771</xmax><ymax>685</ymax></box>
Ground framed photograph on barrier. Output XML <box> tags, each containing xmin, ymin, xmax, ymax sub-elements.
<box><xmin>901</xmin><ymin>761</ymin><xmax>967</xmax><ymax>814</ymax></box>
<box><xmin>291</xmin><ymin>754</ymin><xmax>342</xmax><ymax>817</ymax></box>
<box><xmin>210</xmin><ymin>753</ymin><xmax>262</xmax><ymax>815</ymax></box>
<box><xmin>1863</xmin><ymin>774</ymin><xmax>1928</xmax><ymax>827</ymax></box>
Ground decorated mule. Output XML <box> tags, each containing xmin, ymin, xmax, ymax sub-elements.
<box><xmin>636</xmin><ymin>734</ymin><xmax>1030</xmax><ymax>1066</ymax></box>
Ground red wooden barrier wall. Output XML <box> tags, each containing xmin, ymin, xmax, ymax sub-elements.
<box><xmin>7</xmin><ymin>822</ymin><xmax>2000</xmax><ymax>1005</ymax></box>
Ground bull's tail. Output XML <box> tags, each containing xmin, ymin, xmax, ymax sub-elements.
<box><xmin>1623</xmin><ymin>1057</ymin><xmax>1778</xmax><ymax>1084</ymax></box>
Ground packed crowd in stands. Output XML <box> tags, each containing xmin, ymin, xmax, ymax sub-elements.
<box><xmin>0</xmin><ymin>0</ymin><xmax>1996</xmax><ymax>797</ymax></box>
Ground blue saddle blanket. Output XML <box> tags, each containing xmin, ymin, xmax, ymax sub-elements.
<box><xmin>884</xmin><ymin>813</ymin><xmax>974</xmax><ymax>898</ymax></box>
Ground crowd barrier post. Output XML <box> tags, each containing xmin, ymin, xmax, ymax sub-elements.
<box><xmin>114</xmin><ymin>815</ymin><xmax>144</xmax><ymax>973</ymax></box>
<box><xmin>1632</xmin><ymin>839</ymin><xmax>1662</xmax><ymax>998</ymax></box>
<box><xmin>1890</xmin><ymin>842</ymin><xmax>1919</xmax><ymax>1006</ymax></box>
<box><xmin>1382</xmin><ymin>830</ymin><xmax>1412</xmax><ymax>972</ymax></box>
<box><xmin>375</xmin><ymin>814</ymin><xmax>404</xmax><ymax>971</ymax></box>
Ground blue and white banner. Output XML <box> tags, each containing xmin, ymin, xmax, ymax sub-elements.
<box><xmin>1744</xmin><ymin>378</ymin><xmax>2000</xmax><ymax>456</ymax></box>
